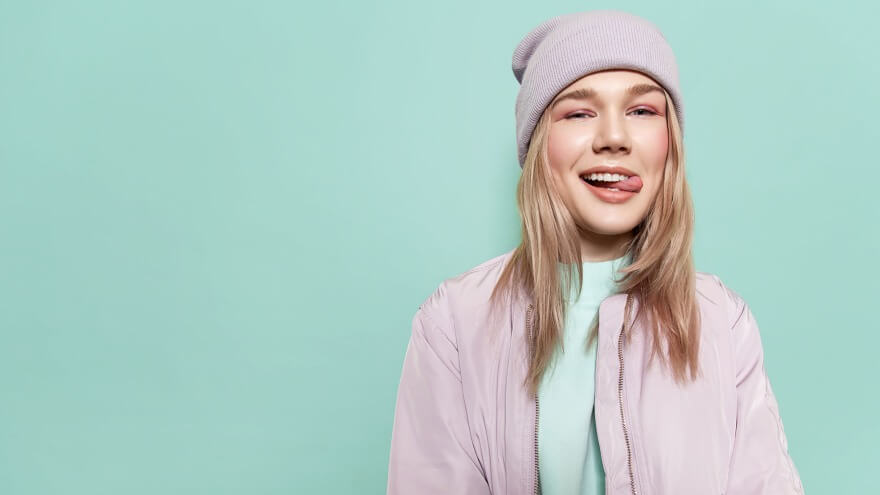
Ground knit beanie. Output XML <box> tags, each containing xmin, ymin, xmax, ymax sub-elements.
<box><xmin>512</xmin><ymin>10</ymin><xmax>684</xmax><ymax>167</ymax></box>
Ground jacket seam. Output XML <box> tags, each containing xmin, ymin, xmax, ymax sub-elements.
<box><xmin>761</xmin><ymin>366</ymin><xmax>804</xmax><ymax>493</ymax></box>
<box><xmin>717</xmin><ymin>273</ymin><xmax>803</xmax><ymax>493</ymax></box>
<box><xmin>419</xmin><ymin>288</ymin><xmax>488</xmax><ymax>483</ymax></box>
<box><xmin>415</xmin><ymin>306</ymin><xmax>462</xmax><ymax>381</ymax></box>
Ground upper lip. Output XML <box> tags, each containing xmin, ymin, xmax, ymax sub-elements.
<box><xmin>579</xmin><ymin>165</ymin><xmax>639</xmax><ymax>177</ymax></box>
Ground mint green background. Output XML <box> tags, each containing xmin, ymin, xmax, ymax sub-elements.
<box><xmin>1</xmin><ymin>1</ymin><xmax>876</xmax><ymax>493</ymax></box>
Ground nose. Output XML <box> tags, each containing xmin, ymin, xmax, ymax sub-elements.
<box><xmin>592</xmin><ymin>113</ymin><xmax>631</xmax><ymax>155</ymax></box>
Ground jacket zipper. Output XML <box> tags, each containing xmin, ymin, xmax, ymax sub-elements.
<box><xmin>529</xmin><ymin>292</ymin><xmax>636</xmax><ymax>495</ymax></box>
<box><xmin>526</xmin><ymin>304</ymin><xmax>539</xmax><ymax>495</ymax></box>
<box><xmin>618</xmin><ymin>292</ymin><xmax>637</xmax><ymax>495</ymax></box>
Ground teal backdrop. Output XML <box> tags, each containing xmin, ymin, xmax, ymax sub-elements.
<box><xmin>1</xmin><ymin>0</ymin><xmax>877</xmax><ymax>493</ymax></box>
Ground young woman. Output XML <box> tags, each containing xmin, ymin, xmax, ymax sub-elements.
<box><xmin>387</xmin><ymin>10</ymin><xmax>803</xmax><ymax>495</ymax></box>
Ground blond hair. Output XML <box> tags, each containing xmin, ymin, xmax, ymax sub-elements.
<box><xmin>489</xmin><ymin>90</ymin><xmax>701</xmax><ymax>397</ymax></box>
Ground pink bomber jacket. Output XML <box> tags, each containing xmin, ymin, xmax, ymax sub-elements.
<box><xmin>387</xmin><ymin>249</ymin><xmax>804</xmax><ymax>494</ymax></box>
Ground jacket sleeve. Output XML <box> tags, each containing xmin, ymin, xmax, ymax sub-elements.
<box><xmin>720</xmin><ymin>280</ymin><xmax>805</xmax><ymax>494</ymax></box>
<box><xmin>386</xmin><ymin>297</ymin><xmax>490</xmax><ymax>494</ymax></box>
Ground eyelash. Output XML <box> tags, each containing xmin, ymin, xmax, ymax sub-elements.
<box><xmin>566</xmin><ymin>108</ymin><xmax>657</xmax><ymax>119</ymax></box>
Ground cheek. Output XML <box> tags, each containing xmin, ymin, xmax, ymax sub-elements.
<box><xmin>639</xmin><ymin>127</ymin><xmax>669</xmax><ymax>175</ymax></box>
<box><xmin>647</xmin><ymin>130</ymin><xmax>669</xmax><ymax>192</ymax></box>
<box><xmin>654</xmin><ymin>129</ymin><xmax>669</xmax><ymax>160</ymax></box>
<box><xmin>547</xmin><ymin>125</ymin><xmax>589</xmax><ymax>172</ymax></box>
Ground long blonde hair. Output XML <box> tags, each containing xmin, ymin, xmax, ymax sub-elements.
<box><xmin>489</xmin><ymin>89</ymin><xmax>701</xmax><ymax>397</ymax></box>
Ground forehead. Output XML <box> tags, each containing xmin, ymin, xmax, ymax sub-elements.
<box><xmin>561</xmin><ymin>69</ymin><xmax>662</xmax><ymax>96</ymax></box>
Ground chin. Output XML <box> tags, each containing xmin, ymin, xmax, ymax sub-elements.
<box><xmin>576</xmin><ymin>213</ymin><xmax>640</xmax><ymax>236</ymax></box>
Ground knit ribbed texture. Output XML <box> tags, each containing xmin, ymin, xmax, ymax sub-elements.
<box><xmin>512</xmin><ymin>10</ymin><xmax>684</xmax><ymax>167</ymax></box>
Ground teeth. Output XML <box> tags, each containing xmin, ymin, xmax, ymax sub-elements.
<box><xmin>583</xmin><ymin>172</ymin><xmax>629</xmax><ymax>182</ymax></box>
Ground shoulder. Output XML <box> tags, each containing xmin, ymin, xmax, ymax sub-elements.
<box><xmin>416</xmin><ymin>248</ymin><xmax>517</xmax><ymax>330</ymax></box>
<box><xmin>451</xmin><ymin>248</ymin><xmax>516</xmax><ymax>279</ymax></box>
<box><xmin>695</xmin><ymin>270</ymin><xmax>750</xmax><ymax>330</ymax></box>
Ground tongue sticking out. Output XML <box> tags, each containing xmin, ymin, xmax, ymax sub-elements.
<box><xmin>586</xmin><ymin>175</ymin><xmax>643</xmax><ymax>193</ymax></box>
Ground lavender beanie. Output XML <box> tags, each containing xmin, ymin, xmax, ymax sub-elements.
<box><xmin>512</xmin><ymin>10</ymin><xmax>685</xmax><ymax>167</ymax></box>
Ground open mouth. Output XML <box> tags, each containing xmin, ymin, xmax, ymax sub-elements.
<box><xmin>579</xmin><ymin>173</ymin><xmax>643</xmax><ymax>193</ymax></box>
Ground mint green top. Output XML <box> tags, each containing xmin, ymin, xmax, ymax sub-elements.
<box><xmin>537</xmin><ymin>252</ymin><xmax>632</xmax><ymax>494</ymax></box>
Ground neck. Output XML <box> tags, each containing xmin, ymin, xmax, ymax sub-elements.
<box><xmin>576</xmin><ymin>227</ymin><xmax>633</xmax><ymax>262</ymax></box>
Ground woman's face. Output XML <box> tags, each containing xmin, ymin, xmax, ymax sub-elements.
<box><xmin>546</xmin><ymin>69</ymin><xmax>669</xmax><ymax>245</ymax></box>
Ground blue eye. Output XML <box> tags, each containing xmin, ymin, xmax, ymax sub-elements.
<box><xmin>631</xmin><ymin>108</ymin><xmax>657</xmax><ymax>116</ymax></box>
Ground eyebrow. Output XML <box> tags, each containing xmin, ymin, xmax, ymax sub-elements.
<box><xmin>551</xmin><ymin>83</ymin><xmax>664</xmax><ymax>109</ymax></box>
